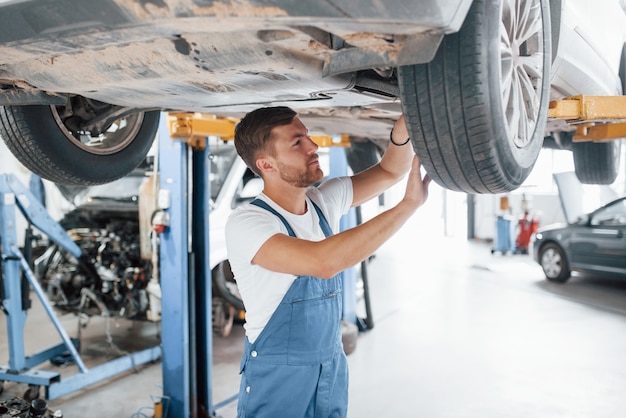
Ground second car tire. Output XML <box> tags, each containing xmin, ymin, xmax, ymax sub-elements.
<box><xmin>573</xmin><ymin>140</ymin><xmax>622</xmax><ymax>185</ymax></box>
<box><xmin>0</xmin><ymin>105</ymin><xmax>160</xmax><ymax>186</ymax></box>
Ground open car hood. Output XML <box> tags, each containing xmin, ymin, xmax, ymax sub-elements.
<box><xmin>553</xmin><ymin>172</ymin><xmax>620</xmax><ymax>223</ymax></box>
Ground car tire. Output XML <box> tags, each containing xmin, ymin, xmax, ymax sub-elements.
<box><xmin>213</xmin><ymin>261</ymin><xmax>245</xmax><ymax>312</ymax></box>
<box><xmin>573</xmin><ymin>140</ymin><xmax>621</xmax><ymax>185</ymax></box>
<box><xmin>398</xmin><ymin>0</ymin><xmax>551</xmax><ymax>193</ymax></box>
<box><xmin>345</xmin><ymin>137</ymin><xmax>383</xmax><ymax>175</ymax></box>
<box><xmin>0</xmin><ymin>105</ymin><xmax>159</xmax><ymax>186</ymax></box>
<box><xmin>539</xmin><ymin>242</ymin><xmax>571</xmax><ymax>283</ymax></box>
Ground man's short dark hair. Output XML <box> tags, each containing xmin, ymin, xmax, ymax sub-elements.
<box><xmin>234</xmin><ymin>106</ymin><xmax>298</xmax><ymax>177</ymax></box>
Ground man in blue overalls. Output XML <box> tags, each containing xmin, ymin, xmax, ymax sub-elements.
<box><xmin>225</xmin><ymin>106</ymin><xmax>431</xmax><ymax>418</ymax></box>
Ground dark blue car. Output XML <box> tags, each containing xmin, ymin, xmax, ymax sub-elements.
<box><xmin>532</xmin><ymin>194</ymin><xmax>626</xmax><ymax>283</ymax></box>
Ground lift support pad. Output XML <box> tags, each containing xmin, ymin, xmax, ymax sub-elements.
<box><xmin>548</xmin><ymin>95</ymin><xmax>626</xmax><ymax>142</ymax></box>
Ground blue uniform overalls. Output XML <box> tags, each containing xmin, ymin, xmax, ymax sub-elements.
<box><xmin>236</xmin><ymin>198</ymin><xmax>348</xmax><ymax>418</ymax></box>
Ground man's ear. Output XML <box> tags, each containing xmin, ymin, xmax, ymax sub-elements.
<box><xmin>256</xmin><ymin>157</ymin><xmax>275</xmax><ymax>175</ymax></box>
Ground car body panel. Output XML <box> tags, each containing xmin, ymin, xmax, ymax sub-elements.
<box><xmin>568</xmin><ymin>222</ymin><xmax>626</xmax><ymax>275</ymax></box>
<box><xmin>549</xmin><ymin>0</ymin><xmax>626</xmax><ymax>99</ymax></box>
<box><xmin>208</xmin><ymin>141</ymin><xmax>250</xmax><ymax>270</ymax></box>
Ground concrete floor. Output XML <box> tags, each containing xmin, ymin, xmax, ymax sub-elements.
<box><xmin>3</xmin><ymin>213</ymin><xmax>626</xmax><ymax>417</ymax></box>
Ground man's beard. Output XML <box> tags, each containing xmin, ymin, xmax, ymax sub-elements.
<box><xmin>277</xmin><ymin>160</ymin><xmax>323</xmax><ymax>188</ymax></box>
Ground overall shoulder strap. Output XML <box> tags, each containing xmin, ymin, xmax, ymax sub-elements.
<box><xmin>251</xmin><ymin>198</ymin><xmax>296</xmax><ymax>237</ymax></box>
<box><xmin>309</xmin><ymin>200</ymin><xmax>333</xmax><ymax>238</ymax></box>
<box><xmin>250</xmin><ymin>198</ymin><xmax>334</xmax><ymax>238</ymax></box>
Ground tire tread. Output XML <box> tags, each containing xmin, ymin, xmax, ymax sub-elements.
<box><xmin>0</xmin><ymin>105</ymin><xmax>80</xmax><ymax>184</ymax></box>
<box><xmin>398</xmin><ymin>0</ymin><xmax>550</xmax><ymax>193</ymax></box>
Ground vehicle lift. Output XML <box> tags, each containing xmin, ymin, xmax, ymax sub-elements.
<box><xmin>0</xmin><ymin>174</ymin><xmax>161</xmax><ymax>400</ymax></box>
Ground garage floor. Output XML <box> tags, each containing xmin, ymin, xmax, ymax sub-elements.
<box><xmin>2</xmin><ymin>211</ymin><xmax>626</xmax><ymax>417</ymax></box>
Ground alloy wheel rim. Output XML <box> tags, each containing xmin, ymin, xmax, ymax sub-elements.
<box><xmin>51</xmin><ymin>105</ymin><xmax>144</xmax><ymax>155</ymax></box>
<box><xmin>499</xmin><ymin>0</ymin><xmax>545</xmax><ymax>148</ymax></box>
<box><xmin>541</xmin><ymin>248</ymin><xmax>562</xmax><ymax>278</ymax></box>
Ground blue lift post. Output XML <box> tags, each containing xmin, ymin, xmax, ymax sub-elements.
<box><xmin>0</xmin><ymin>174</ymin><xmax>160</xmax><ymax>400</ymax></box>
<box><xmin>157</xmin><ymin>113</ymin><xmax>214</xmax><ymax>418</ymax></box>
<box><xmin>328</xmin><ymin>145</ymin><xmax>358</xmax><ymax>327</ymax></box>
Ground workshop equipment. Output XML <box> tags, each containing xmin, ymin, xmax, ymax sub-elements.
<box><xmin>354</xmin><ymin>206</ymin><xmax>374</xmax><ymax>332</ymax></box>
<box><xmin>515</xmin><ymin>212</ymin><xmax>539</xmax><ymax>254</ymax></box>
<box><xmin>0</xmin><ymin>174</ymin><xmax>160</xmax><ymax>401</ymax></box>
<box><xmin>491</xmin><ymin>196</ymin><xmax>515</xmax><ymax>254</ymax></box>
<box><xmin>491</xmin><ymin>216</ymin><xmax>515</xmax><ymax>254</ymax></box>
<box><xmin>0</xmin><ymin>396</ymin><xmax>60</xmax><ymax>418</ymax></box>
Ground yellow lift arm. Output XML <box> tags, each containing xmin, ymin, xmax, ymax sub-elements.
<box><xmin>167</xmin><ymin>112</ymin><xmax>350</xmax><ymax>150</ymax></box>
<box><xmin>548</xmin><ymin>95</ymin><xmax>626</xmax><ymax>142</ymax></box>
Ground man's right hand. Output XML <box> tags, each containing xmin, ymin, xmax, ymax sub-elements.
<box><xmin>401</xmin><ymin>155</ymin><xmax>431</xmax><ymax>211</ymax></box>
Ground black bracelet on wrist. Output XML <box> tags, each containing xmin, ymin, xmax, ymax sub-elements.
<box><xmin>389</xmin><ymin>129</ymin><xmax>410</xmax><ymax>146</ymax></box>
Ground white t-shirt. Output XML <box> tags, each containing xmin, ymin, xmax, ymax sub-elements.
<box><xmin>225</xmin><ymin>176</ymin><xmax>353</xmax><ymax>343</ymax></box>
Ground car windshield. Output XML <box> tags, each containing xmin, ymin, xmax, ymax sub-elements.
<box><xmin>209</xmin><ymin>140</ymin><xmax>238</xmax><ymax>201</ymax></box>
